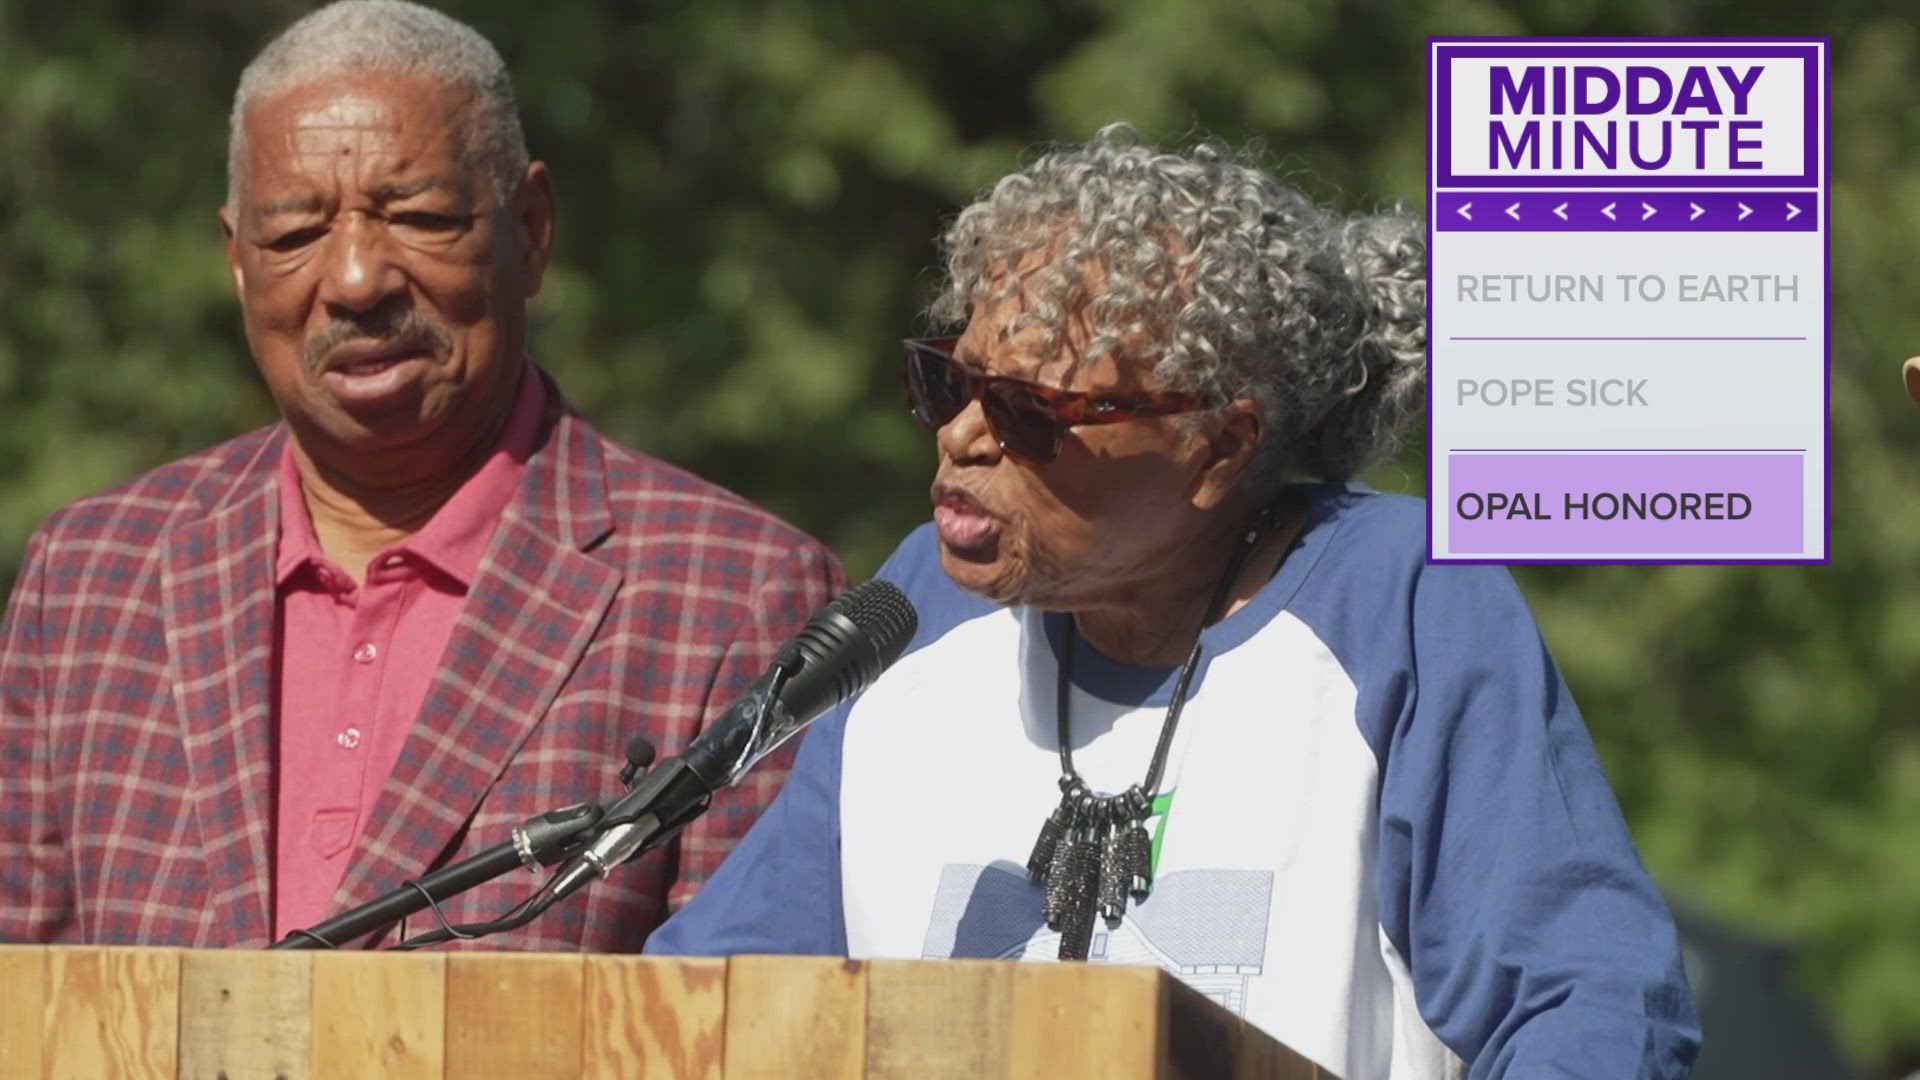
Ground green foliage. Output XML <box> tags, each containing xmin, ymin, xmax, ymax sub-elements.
<box><xmin>4</xmin><ymin>0</ymin><xmax>1917</xmax><ymax>1069</ymax></box>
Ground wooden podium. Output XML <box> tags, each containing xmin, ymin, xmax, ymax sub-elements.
<box><xmin>0</xmin><ymin>946</ymin><xmax>1329</xmax><ymax>1078</ymax></box>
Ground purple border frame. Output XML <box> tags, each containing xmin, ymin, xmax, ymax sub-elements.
<box><xmin>1424</xmin><ymin>37</ymin><xmax>1831</xmax><ymax>566</ymax></box>
<box><xmin>1434</xmin><ymin>42</ymin><xmax>1818</xmax><ymax>188</ymax></box>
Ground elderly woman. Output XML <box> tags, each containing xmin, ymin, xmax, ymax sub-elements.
<box><xmin>649</xmin><ymin>127</ymin><xmax>1699</xmax><ymax>1078</ymax></box>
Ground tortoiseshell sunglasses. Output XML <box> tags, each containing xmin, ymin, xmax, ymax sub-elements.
<box><xmin>902</xmin><ymin>337</ymin><xmax>1211</xmax><ymax>464</ymax></box>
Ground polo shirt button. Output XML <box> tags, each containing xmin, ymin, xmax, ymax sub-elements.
<box><xmin>352</xmin><ymin>642</ymin><xmax>378</xmax><ymax>663</ymax></box>
<box><xmin>381</xmin><ymin>554</ymin><xmax>404</xmax><ymax>568</ymax></box>
<box><xmin>336</xmin><ymin>727</ymin><xmax>362</xmax><ymax>749</ymax></box>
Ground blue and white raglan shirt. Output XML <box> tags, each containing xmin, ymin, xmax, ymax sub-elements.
<box><xmin>648</xmin><ymin>486</ymin><xmax>1701</xmax><ymax>1079</ymax></box>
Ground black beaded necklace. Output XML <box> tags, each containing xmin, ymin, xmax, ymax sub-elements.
<box><xmin>1026</xmin><ymin>495</ymin><xmax>1301</xmax><ymax>960</ymax></box>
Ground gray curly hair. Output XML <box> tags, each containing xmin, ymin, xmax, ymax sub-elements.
<box><xmin>227</xmin><ymin>0</ymin><xmax>529</xmax><ymax>210</ymax></box>
<box><xmin>931</xmin><ymin>124</ymin><xmax>1426</xmax><ymax>491</ymax></box>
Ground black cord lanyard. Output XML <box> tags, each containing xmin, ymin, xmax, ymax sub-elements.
<box><xmin>1026</xmin><ymin>495</ymin><xmax>1300</xmax><ymax>960</ymax></box>
<box><xmin>1054</xmin><ymin>513</ymin><xmax>1265</xmax><ymax>802</ymax></box>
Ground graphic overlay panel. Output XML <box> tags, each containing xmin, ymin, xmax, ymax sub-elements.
<box><xmin>1427</xmin><ymin>40</ymin><xmax>1829</xmax><ymax>563</ymax></box>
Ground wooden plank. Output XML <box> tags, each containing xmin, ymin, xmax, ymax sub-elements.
<box><xmin>1008</xmin><ymin>964</ymin><xmax>1163</xmax><ymax>1079</ymax></box>
<box><xmin>1235</xmin><ymin>1016</ymin><xmax>1326</xmax><ymax>1080</ymax></box>
<box><xmin>863</xmin><ymin>959</ymin><xmax>1012</xmax><ymax>1079</ymax></box>
<box><xmin>723</xmin><ymin>955</ymin><xmax>866</xmax><ymax>1079</ymax></box>
<box><xmin>583</xmin><ymin>955</ymin><xmax>726</xmax><ymax>1079</ymax></box>
<box><xmin>444</xmin><ymin>952</ymin><xmax>583</xmax><ymax>1079</ymax></box>
<box><xmin>1160</xmin><ymin>974</ymin><xmax>1246</xmax><ymax>1079</ymax></box>
<box><xmin>312</xmin><ymin>951</ymin><xmax>446</xmax><ymax>1080</ymax></box>
<box><xmin>43</xmin><ymin>945</ymin><xmax>179</xmax><ymax>1080</ymax></box>
<box><xmin>0</xmin><ymin>946</ymin><xmax>46</xmax><ymax>1080</ymax></box>
<box><xmin>178</xmin><ymin>948</ymin><xmax>313</xmax><ymax>1080</ymax></box>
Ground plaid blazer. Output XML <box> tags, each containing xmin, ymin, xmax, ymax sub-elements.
<box><xmin>0</xmin><ymin>373</ymin><xmax>845</xmax><ymax>950</ymax></box>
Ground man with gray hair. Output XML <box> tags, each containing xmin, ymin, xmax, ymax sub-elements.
<box><xmin>0</xmin><ymin>0</ymin><xmax>844</xmax><ymax>951</ymax></box>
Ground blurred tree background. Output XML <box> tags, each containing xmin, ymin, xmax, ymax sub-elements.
<box><xmin>4</xmin><ymin>0</ymin><xmax>1916</xmax><ymax>1074</ymax></box>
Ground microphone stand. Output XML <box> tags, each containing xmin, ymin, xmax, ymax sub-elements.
<box><xmin>365</xmin><ymin>667</ymin><xmax>801</xmax><ymax>952</ymax></box>
<box><xmin>266</xmin><ymin>801</ymin><xmax>608</xmax><ymax>950</ymax></box>
<box><xmin>498</xmin><ymin>663</ymin><xmax>798</xmax><ymax>916</ymax></box>
<box><xmin>269</xmin><ymin>657</ymin><xmax>801</xmax><ymax>951</ymax></box>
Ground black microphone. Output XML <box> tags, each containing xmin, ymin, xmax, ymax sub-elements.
<box><xmin>541</xmin><ymin>579</ymin><xmax>917</xmax><ymax>902</ymax></box>
<box><xmin>683</xmin><ymin>577</ymin><xmax>918</xmax><ymax>789</ymax></box>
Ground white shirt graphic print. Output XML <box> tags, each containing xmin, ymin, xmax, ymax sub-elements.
<box><xmin>838</xmin><ymin>604</ymin><xmax>1460</xmax><ymax>1079</ymax></box>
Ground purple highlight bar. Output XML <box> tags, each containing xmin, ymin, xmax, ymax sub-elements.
<box><xmin>1446</xmin><ymin>453</ymin><xmax>1804</xmax><ymax>554</ymax></box>
<box><xmin>1435</xmin><ymin>192</ymin><xmax>1814</xmax><ymax>231</ymax></box>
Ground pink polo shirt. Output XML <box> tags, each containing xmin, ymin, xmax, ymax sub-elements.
<box><xmin>271</xmin><ymin>364</ymin><xmax>545</xmax><ymax>938</ymax></box>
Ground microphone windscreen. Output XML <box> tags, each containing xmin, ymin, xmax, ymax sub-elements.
<box><xmin>775</xmin><ymin>579</ymin><xmax>917</xmax><ymax>723</ymax></box>
<box><xmin>830</xmin><ymin>579</ymin><xmax>917</xmax><ymax>666</ymax></box>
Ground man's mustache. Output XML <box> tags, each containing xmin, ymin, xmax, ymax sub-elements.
<box><xmin>304</xmin><ymin>303</ymin><xmax>453</xmax><ymax>374</ymax></box>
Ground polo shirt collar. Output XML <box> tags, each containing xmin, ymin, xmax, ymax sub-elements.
<box><xmin>274</xmin><ymin>361</ymin><xmax>547</xmax><ymax>589</ymax></box>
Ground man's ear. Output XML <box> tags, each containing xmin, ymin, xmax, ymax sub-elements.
<box><xmin>513</xmin><ymin>161</ymin><xmax>556</xmax><ymax>297</ymax></box>
<box><xmin>1190</xmin><ymin>398</ymin><xmax>1264</xmax><ymax>511</ymax></box>
<box><xmin>219</xmin><ymin>204</ymin><xmax>245</xmax><ymax>295</ymax></box>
